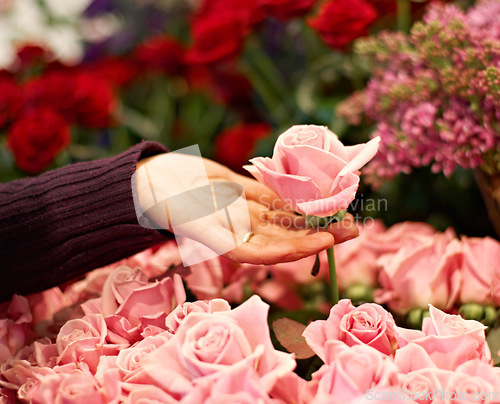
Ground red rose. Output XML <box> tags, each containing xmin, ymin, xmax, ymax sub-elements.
<box><xmin>25</xmin><ymin>71</ymin><xmax>116</xmax><ymax>128</ymax></box>
<box><xmin>262</xmin><ymin>0</ymin><xmax>317</xmax><ymax>21</ymax></box>
<box><xmin>13</xmin><ymin>43</ymin><xmax>51</xmax><ymax>72</ymax></box>
<box><xmin>134</xmin><ymin>36</ymin><xmax>185</xmax><ymax>76</ymax></box>
<box><xmin>72</xmin><ymin>72</ymin><xmax>117</xmax><ymax>128</ymax></box>
<box><xmin>0</xmin><ymin>77</ymin><xmax>23</xmax><ymax>129</ymax></box>
<box><xmin>86</xmin><ymin>56</ymin><xmax>138</xmax><ymax>88</ymax></box>
<box><xmin>7</xmin><ymin>108</ymin><xmax>70</xmax><ymax>174</ymax></box>
<box><xmin>308</xmin><ymin>0</ymin><xmax>378</xmax><ymax>51</ymax></box>
<box><xmin>186</xmin><ymin>11</ymin><xmax>250</xmax><ymax>65</ymax></box>
<box><xmin>215</xmin><ymin>123</ymin><xmax>272</xmax><ymax>171</ymax></box>
<box><xmin>195</xmin><ymin>0</ymin><xmax>265</xmax><ymax>26</ymax></box>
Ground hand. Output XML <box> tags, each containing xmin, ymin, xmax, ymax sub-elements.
<box><xmin>135</xmin><ymin>152</ymin><xmax>359</xmax><ymax>265</ymax></box>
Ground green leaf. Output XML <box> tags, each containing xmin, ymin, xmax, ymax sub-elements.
<box><xmin>487</xmin><ymin>327</ymin><xmax>500</xmax><ymax>366</ymax></box>
<box><xmin>272</xmin><ymin>318</ymin><xmax>315</xmax><ymax>359</ymax></box>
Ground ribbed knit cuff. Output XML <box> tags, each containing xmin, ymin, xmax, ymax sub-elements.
<box><xmin>0</xmin><ymin>141</ymin><xmax>172</xmax><ymax>301</ymax></box>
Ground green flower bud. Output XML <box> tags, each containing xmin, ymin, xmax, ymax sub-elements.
<box><xmin>342</xmin><ymin>284</ymin><xmax>374</xmax><ymax>305</ymax></box>
<box><xmin>459</xmin><ymin>303</ymin><xmax>498</xmax><ymax>326</ymax></box>
<box><xmin>405</xmin><ymin>308</ymin><xmax>429</xmax><ymax>329</ymax></box>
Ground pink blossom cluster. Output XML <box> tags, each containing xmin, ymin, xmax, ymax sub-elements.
<box><xmin>0</xmin><ymin>266</ymin><xmax>296</xmax><ymax>403</ymax></box>
<box><xmin>0</xmin><ymin>266</ymin><xmax>498</xmax><ymax>403</ymax></box>
<box><xmin>301</xmin><ymin>300</ymin><xmax>498</xmax><ymax>403</ymax></box>
<box><xmin>337</xmin><ymin>0</ymin><xmax>500</xmax><ymax>184</ymax></box>
<box><xmin>249</xmin><ymin>219</ymin><xmax>500</xmax><ymax>316</ymax></box>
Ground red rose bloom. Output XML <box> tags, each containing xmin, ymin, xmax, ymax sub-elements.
<box><xmin>25</xmin><ymin>71</ymin><xmax>116</xmax><ymax>128</ymax></box>
<box><xmin>186</xmin><ymin>11</ymin><xmax>249</xmax><ymax>65</ymax></box>
<box><xmin>7</xmin><ymin>108</ymin><xmax>70</xmax><ymax>174</ymax></box>
<box><xmin>215</xmin><ymin>123</ymin><xmax>272</xmax><ymax>171</ymax></box>
<box><xmin>195</xmin><ymin>0</ymin><xmax>265</xmax><ymax>26</ymax></box>
<box><xmin>262</xmin><ymin>0</ymin><xmax>317</xmax><ymax>21</ymax></box>
<box><xmin>134</xmin><ymin>36</ymin><xmax>185</xmax><ymax>76</ymax></box>
<box><xmin>86</xmin><ymin>56</ymin><xmax>138</xmax><ymax>88</ymax></box>
<box><xmin>72</xmin><ymin>72</ymin><xmax>117</xmax><ymax>128</ymax></box>
<box><xmin>0</xmin><ymin>77</ymin><xmax>23</xmax><ymax>129</ymax></box>
<box><xmin>308</xmin><ymin>0</ymin><xmax>378</xmax><ymax>51</ymax></box>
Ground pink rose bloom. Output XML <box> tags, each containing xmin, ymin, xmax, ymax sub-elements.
<box><xmin>182</xmin><ymin>367</ymin><xmax>286</xmax><ymax>404</ymax></box>
<box><xmin>124</xmin><ymin>385</ymin><xmax>178</xmax><ymax>403</ymax></box>
<box><xmin>244</xmin><ymin>125</ymin><xmax>380</xmax><ymax>216</ymax></box>
<box><xmin>115</xmin><ymin>332</ymin><xmax>172</xmax><ymax>384</ymax></box>
<box><xmin>0</xmin><ymin>295</ymin><xmax>32</xmax><ymax>363</ymax></box>
<box><xmin>399</xmin><ymin>367</ymin><xmax>452</xmax><ymax>403</ymax></box>
<box><xmin>459</xmin><ymin>236</ymin><xmax>500</xmax><ymax>305</ymax></box>
<box><xmin>186</xmin><ymin>256</ymin><xmax>266</xmax><ymax>303</ymax></box>
<box><xmin>141</xmin><ymin>295</ymin><xmax>296</xmax><ymax>398</ymax></box>
<box><xmin>27</xmin><ymin>287</ymin><xmax>73</xmax><ymax>326</ymax></box>
<box><xmin>100</xmin><ymin>265</ymin><xmax>151</xmax><ymax>316</ymax></box>
<box><xmin>444</xmin><ymin>360</ymin><xmax>500</xmax><ymax>403</ymax></box>
<box><xmin>396</xmin><ymin>306</ymin><xmax>491</xmax><ymax>370</ymax></box>
<box><xmin>165</xmin><ymin>299</ymin><xmax>231</xmax><ymax>334</ymax></box>
<box><xmin>255</xmin><ymin>252</ymin><xmax>329</xmax><ymax>311</ymax></box>
<box><xmin>303</xmin><ymin>299</ymin><xmax>399</xmax><ymax>360</ymax></box>
<box><xmin>375</xmin><ymin>229</ymin><xmax>462</xmax><ymax>314</ymax></box>
<box><xmin>304</xmin><ymin>345</ymin><xmax>399</xmax><ymax>403</ymax></box>
<box><xmin>335</xmin><ymin>220</ymin><xmax>386</xmax><ymax>290</ymax></box>
<box><xmin>56</xmin><ymin>313</ymin><xmax>123</xmax><ymax>372</ymax></box>
<box><xmin>22</xmin><ymin>364</ymin><xmax>119</xmax><ymax>404</ymax></box>
<box><xmin>123</xmin><ymin>240</ymin><xmax>182</xmax><ymax>279</ymax></box>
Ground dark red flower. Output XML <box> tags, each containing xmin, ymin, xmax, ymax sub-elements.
<box><xmin>85</xmin><ymin>56</ymin><xmax>138</xmax><ymax>88</ymax></box>
<box><xmin>186</xmin><ymin>11</ymin><xmax>249</xmax><ymax>65</ymax></box>
<box><xmin>24</xmin><ymin>70</ymin><xmax>117</xmax><ymax>128</ymax></box>
<box><xmin>7</xmin><ymin>108</ymin><xmax>70</xmax><ymax>174</ymax></box>
<box><xmin>134</xmin><ymin>36</ymin><xmax>185</xmax><ymax>76</ymax></box>
<box><xmin>308</xmin><ymin>0</ymin><xmax>378</xmax><ymax>51</ymax></box>
<box><xmin>195</xmin><ymin>0</ymin><xmax>265</xmax><ymax>26</ymax></box>
<box><xmin>13</xmin><ymin>44</ymin><xmax>52</xmax><ymax>72</ymax></box>
<box><xmin>262</xmin><ymin>0</ymin><xmax>317</xmax><ymax>21</ymax></box>
<box><xmin>72</xmin><ymin>72</ymin><xmax>117</xmax><ymax>128</ymax></box>
<box><xmin>215</xmin><ymin>123</ymin><xmax>272</xmax><ymax>171</ymax></box>
<box><xmin>0</xmin><ymin>77</ymin><xmax>23</xmax><ymax>129</ymax></box>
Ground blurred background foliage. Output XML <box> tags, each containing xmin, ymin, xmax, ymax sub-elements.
<box><xmin>0</xmin><ymin>0</ymin><xmax>495</xmax><ymax>238</ymax></box>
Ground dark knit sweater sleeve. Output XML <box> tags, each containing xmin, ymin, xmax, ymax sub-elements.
<box><xmin>0</xmin><ymin>141</ymin><xmax>172</xmax><ymax>302</ymax></box>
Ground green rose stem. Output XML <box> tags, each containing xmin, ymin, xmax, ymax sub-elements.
<box><xmin>305</xmin><ymin>210</ymin><xmax>346</xmax><ymax>307</ymax></box>
<box><xmin>326</xmin><ymin>245</ymin><xmax>339</xmax><ymax>305</ymax></box>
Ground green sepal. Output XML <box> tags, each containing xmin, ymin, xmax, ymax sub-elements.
<box><xmin>304</xmin><ymin>209</ymin><xmax>348</xmax><ymax>229</ymax></box>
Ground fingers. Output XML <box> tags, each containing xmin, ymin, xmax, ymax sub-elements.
<box><xmin>324</xmin><ymin>213</ymin><xmax>359</xmax><ymax>244</ymax></box>
<box><xmin>223</xmin><ymin>231</ymin><xmax>335</xmax><ymax>265</ymax></box>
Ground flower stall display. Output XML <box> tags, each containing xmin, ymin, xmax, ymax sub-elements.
<box><xmin>2</xmin><ymin>0</ymin><xmax>500</xmax><ymax>402</ymax></box>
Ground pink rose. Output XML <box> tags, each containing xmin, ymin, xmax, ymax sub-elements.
<box><xmin>0</xmin><ymin>295</ymin><xmax>32</xmax><ymax>363</ymax></box>
<box><xmin>125</xmin><ymin>385</ymin><xmax>178</xmax><ymax>403</ymax></box>
<box><xmin>101</xmin><ymin>265</ymin><xmax>150</xmax><ymax>316</ymax></box>
<box><xmin>185</xmin><ymin>255</ymin><xmax>266</xmax><ymax>303</ymax></box>
<box><xmin>244</xmin><ymin>125</ymin><xmax>380</xmax><ymax>216</ymax></box>
<box><xmin>399</xmin><ymin>367</ymin><xmax>452</xmax><ymax>403</ymax></box>
<box><xmin>445</xmin><ymin>360</ymin><xmax>500</xmax><ymax>403</ymax></box>
<box><xmin>22</xmin><ymin>364</ymin><xmax>118</xmax><ymax>404</ymax></box>
<box><xmin>304</xmin><ymin>345</ymin><xmax>399</xmax><ymax>403</ymax></box>
<box><xmin>255</xmin><ymin>251</ymin><xmax>329</xmax><ymax>311</ymax></box>
<box><xmin>334</xmin><ymin>220</ymin><xmax>386</xmax><ymax>290</ymax></box>
<box><xmin>56</xmin><ymin>313</ymin><xmax>122</xmax><ymax>372</ymax></box>
<box><xmin>182</xmin><ymin>367</ymin><xmax>285</xmax><ymax>404</ymax></box>
<box><xmin>141</xmin><ymin>295</ymin><xmax>296</xmax><ymax>398</ymax></box>
<box><xmin>303</xmin><ymin>299</ymin><xmax>399</xmax><ymax>360</ymax></box>
<box><xmin>165</xmin><ymin>299</ymin><xmax>231</xmax><ymax>334</ymax></box>
<box><xmin>459</xmin><ymin>236</ymin><xmax>500</xmax><ymax>305</ymax></box>
<box><xmin>375</xmin><ymin>229</ymin><xmax>462</xmax><ymax>314</ymax></box>
<box><xmin>114</xmin><ymin>332</ymin><xmax>172</xmax><ymax>385</ymax></box>
<box><xmin>396</xmin><ymin>306</ymin><xmax>491</xmax><ymax>370</ymax></box>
